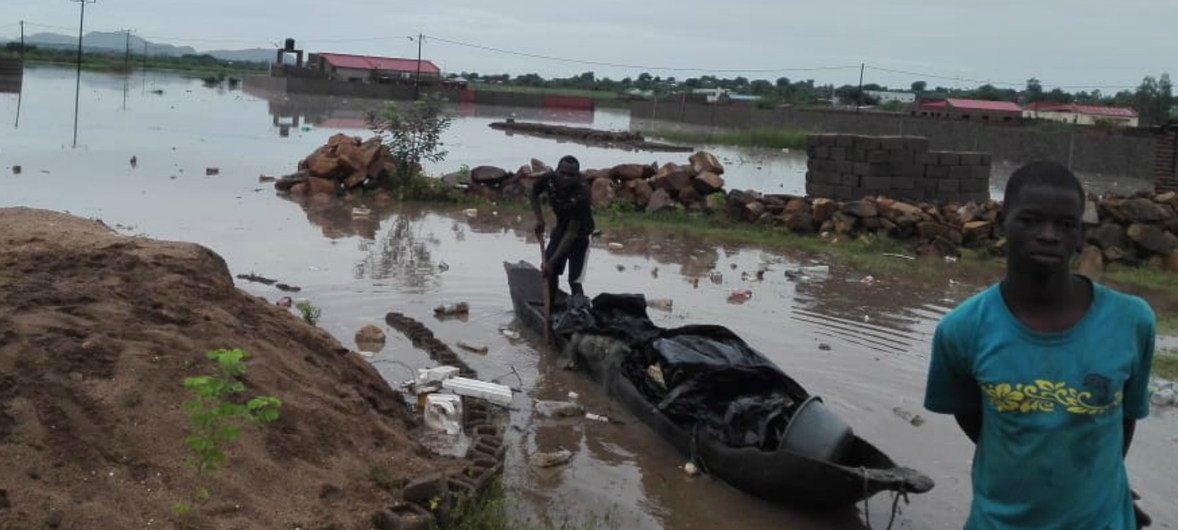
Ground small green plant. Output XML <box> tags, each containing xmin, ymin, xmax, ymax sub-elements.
<box><xmin>368</xmin><ymin>95</ymin><xmax>454</xmax><ymax>182</ymax></box>
<box><xmin>295</xmin><ymin>301</ymin><xmax>322</xmax><ymax>325</ymax></box>
<box><xmin>176</xmin><ymin>349</ymin><xmax>282</xmax><ymax>520</ymax></box>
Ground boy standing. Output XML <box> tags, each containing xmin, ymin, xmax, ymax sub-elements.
<box><xmin>924</xmin><ymin>161</ymin><xmax>1154</xmax><ymax>529</ymax></box>
<box><xmin>530</xmin><ymin>155</ymin><xmax>595</xmax><ymax>304</ymax></box>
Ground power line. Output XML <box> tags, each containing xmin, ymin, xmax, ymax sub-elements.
<box><xmin>864</xmin><ymin>65</ymin><xmax>1139</xmax><ymax>91</ymax></box>
<box><xmin>425</xmin><ymin>34</ymin><xmax>862</xmax><ymax>74</ymax></box>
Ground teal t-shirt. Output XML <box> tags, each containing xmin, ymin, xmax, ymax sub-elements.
<box><xmin>924</xmin><ymin>281</ymin><xmax>1155</xmax><ymax>530</ymax></box>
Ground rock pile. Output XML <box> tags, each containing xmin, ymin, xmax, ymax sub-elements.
<box><xmin>463</xmin><ymin>151</ymin><xmax>727</xmax><ymax>213</ymax></box>
<box><xmin>721</xmin><ymin>189</ymin><xmax>1178</xmax><ymax>266</ymax></box>
<box><xmin>274</xmin><ymin>133</ymin><xmax>401</xmax><ymax>196</ymax></box>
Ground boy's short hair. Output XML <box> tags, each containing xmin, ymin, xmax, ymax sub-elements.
<box><xmin>1002</xmin><ymin>160</ymin><xmax>1085</xmax><ymax>208</ymax></box>
<box><xmin>557</xmin><ymin>155</ymin><xmax>580</xmax><ymax>175</ymax></box>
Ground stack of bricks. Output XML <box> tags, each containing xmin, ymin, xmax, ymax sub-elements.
<box><xmin>804</xmin><ymin>134</ymin><xmax>991</xmax><ymax>203</ymax></box>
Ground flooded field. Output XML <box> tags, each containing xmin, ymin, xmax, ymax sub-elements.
<box><xmin>1</xmin><ymin>67</ymin><xmax>1175</xmax><ymax>528</ymax></box>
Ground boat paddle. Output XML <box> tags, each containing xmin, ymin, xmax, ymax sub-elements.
<box><xmin>538</xmin><ymin>230</ymin><xmax>552</xmax><ymax>344</ymax></box>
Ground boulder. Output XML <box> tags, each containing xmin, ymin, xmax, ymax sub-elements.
<box><xmin>652</xmin><ymin>164</ymin><xmax>693</xmax><ymax>190</ymax></box>
<box><xmin>288</xmin><ymin>182</ymin><xmax>307</xmax><ymax>196</ymax></box>
<box><xmin>327</xmin><ymin>133</ymin><xmax>359</xmax><ymax>148</ymax></box>
<box><xmin>343</xmin><ymin>171</ymin><xmax>368</xmax><ymax>189</ymax></box>
<box><xmin>705</xmin><ymin>192</ymin><xmax>727</xmax><ymax>213</ymax></box>
<box><xmin>678</xmin><ymin>187</ymin><xmax>701</xmax><ymax>205</ymax></box>
<box><xmin>1103</xmin><ymin>246</ymin><xmax>1126</xmax><ymax>262</ymax></box>
<box><xmin>1075</xmin><ymin>245</ymin><xmax>1103</xmax><ymax>281</ymax></box>
<box><xmin>470</xmin><ymin>166</ymin><xmax>509</xmax><ymax>185</ymax></box>
<box><xmin>1118</xmin><ymin>198</ymin><xmax>1170</xmax><ymax>224</ymax></box>
<box><xmin>962</xmin><ymin>220</ymin><xmax>994</xmax><ymax>243</ymax></box>
<box><xmin>689</xmin><ymin>151</ymin><xmax>724</xmax><ymax>175</ymax></box>
<box><xmin>531</xmin><ymin>158</ymin><xmax>551</xmax><ymax>173</ymax></box>
<box><xmin>957</xmin><ymin>202</ymin><xmax>983</xmax><ymax>224</ymax></box>
<box><xmin>591</xmin><ymin>178</ymin><xmax>616</xmax><ymax>206</ymax></box>
<box><xmin>693</xmin><ymin>171</ymin><xmax>726</xmax><ymax>194</ymax></box>
<box><xmin>784</xmin><ymin>198</ymin><xmax>809</xmax><ymax>216</ymax></box>
<box><xmin>646</xmin><ymin>189</ymin><xmax>677</xmax><ymax>214</ymax></box>
<box><xmin>627</xmin><ymin>179</ymin><xmax>654</xmax><ymax>207</ymax></box>
<box><xmin>885</xmin><ymin>201</ymin><xmax>923</xmax><ymax>219</ymax></box>
<box><xmin>306</xmin><ymin>148</ymin><xmax>344</xmax><ymax>178</ymax></box>
<box><xmin>832</xmin><ymin>211</ymin><xmax>856</xmax><ymax>235</ymax></box>
<box><xmin>744</xmin><ymin>201</ymin><xmax>767</xmax><ymax>222</ymax></box>
<box><xmin>354</xmin><ymin>325</ymin><xmax>387</xmax><ymax>351</ymax></box>
<box><xmin>727</xmin><ymin>189</ymin><xmax>760</xmax><ymax>206</ymax></box>
<box><xmin>784</xmin><ymin>212</ymin><xmax>814</xmax><ymax>233</ymax></box>
<box><xmin>1127</xmin><ymin>224</ymin><xmax>1178</xmax><ymax>255</ymax></box>
<box><xmin>811</xmin><ymin>198</ymin><xmax>837</xmax><ymax>224</ymax></box>
<box><xmin>843</xmin><ymin>200</ymin><xmax>878</xmax><ymax>219</ymax></box>
<box><xmin>1089</xmin><ymin>222</ymin><xmax>1129</xmax><ymax>250</ymax></box>
<box><xmin>917</xmin><ymin>221</ymin><xmax>953</xmax><ymax>241</ymax></box>
<box><xmin>582</xmin><ymin>169</ymin><xmax>610</xmax><ymax>182</ymax></box>
<box><xmin>610</xmin><ymin>163</ymin><xmax>655</xmax><ymax>182</ymax></box>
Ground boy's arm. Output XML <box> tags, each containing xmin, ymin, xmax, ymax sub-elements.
<box><xmin>546</xmin><ymin>218</ymin><xmax>582</xmax><ymax>267</ymax></box>
<box><xmin>925</xmin><ymin>324</ymin><xmax>982</xmax><ymax>441</ymax></box>
<box><xmin>529</xmin><ymin>173</ymin><xmax>551</xmax><ymax>230</ymax></box>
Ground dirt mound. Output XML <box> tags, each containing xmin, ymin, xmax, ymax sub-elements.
<box><xmin>0</xmin><ymin>208</ymin><xmax>458</xmax><ymax>529</ymax></box>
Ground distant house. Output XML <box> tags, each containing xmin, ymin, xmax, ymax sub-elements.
<box><xmin>1023</xmin><ymin>102</ymin><xmax>1139</xmax><ymax>127</ymax></box>
<box><xmin>915</xmin><ymin>98</ymin><xmax>1023</xmax><ymax>122</ymax></box>
<box><xmin>865</xmin><ymin>90</ymin><xmax>916</xmax><ymax>105</ymax></box>
<box><xmin>308</xmin><ymin>52</ymin><xmax>441</xmax><ymax>84</ymax></box>
<box><xmin>690</xmin><ymin>88</ymin><xmax>761</xmax><ymax>105</ymax></box>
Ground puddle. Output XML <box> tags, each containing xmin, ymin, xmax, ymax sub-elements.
<box><xmin>1</xmin><ymin>66</ymin><xmax>1175</xmax><ymax>528</ymax></box>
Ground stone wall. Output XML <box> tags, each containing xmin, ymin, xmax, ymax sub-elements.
<box><xmin>1158</xmin><ymin>124</ymin><xmax>1178</xmax><ymax>193</ymax></box>
<box><xmin>804</xmin><ymin>134</ymin><xmax>990</xmax><ymax>203</ymax></box>
<box><xmin>629</xmin><ymin>100</ymin><xmax>1158</xmax><ymax>179</ymax></box>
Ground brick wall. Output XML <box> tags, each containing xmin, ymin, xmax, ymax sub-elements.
<box><xmin>804</xmin><ymin>134</ymin><xmax>990</xmax><ymax>203</ymax></box>
<box><xmin>1157</xmin><ymin>127</ymin><xmax>1178</xmax><ymax>193</ymax></box>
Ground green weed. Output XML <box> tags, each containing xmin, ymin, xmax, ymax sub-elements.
<box><xmin>643</xmin><ymin>128</ymin><xmax>810</xmax><ymax>150</ymax></box>
<box><xmin>295</xmin><ymin>301</ymin><xmax>322</xmax><ymax>326</ymax></box>
<box><xmin>176</xmin><ymin>349</ymin><xmax>281</xmax><ymax>520</ymax></box>
<box><xmin>1154</xmin><ymin>349</ymin><xmax>1178</xmax><ymax>380</ymax></box>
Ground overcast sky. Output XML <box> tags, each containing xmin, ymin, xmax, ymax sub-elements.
<box><xmin>2</xmin><ymin>0</ymin><xmax>1175</xmax><ymax>92</ymax></box>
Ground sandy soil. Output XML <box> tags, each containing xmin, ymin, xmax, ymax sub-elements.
<box><xmin>0</xmin><ymin>207</ymin><xmax>460</xmax><ymax>529</ymax></box>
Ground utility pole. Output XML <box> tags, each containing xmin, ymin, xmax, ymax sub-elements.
<box><xmin>856</xmin><ymin>63</ymin><xmax>864</xmax><ymax>112</ymax></box>
<box><xmin>414</xmin><ymin>33</ymin><xmax>423</xmax><ymax>100</ymax></box>
<box><xmin>124</xmin><ymin>29</ymin><xmax>131</xmax><ymax>72</ymax></box>
<box><xmin>19</xmin><ymin>20</ymin><xmax>24</xmax><ymax>59</ymax></box>
<box><xmin>70</xmin><ymin>0</ymin><xmax>97</xmax><ymax>148</ymax></box>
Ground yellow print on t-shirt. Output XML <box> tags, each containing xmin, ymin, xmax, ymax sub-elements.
<box><xmin>982</xmin><ymin>380</ymin><xmax>1122</xmax><ymax>415</ymax></box>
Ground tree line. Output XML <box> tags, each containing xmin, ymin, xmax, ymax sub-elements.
<box><xmin>453</xmin><ymin>70</ymin><xmax>1175</xmax><ymax>126</ymax></box>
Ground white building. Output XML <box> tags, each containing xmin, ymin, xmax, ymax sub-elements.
<box><xmin>1023</xmin><ymin>103</ymin><xmax>1140</xmax><ymax>128</ymax></box>
<box><xmin>865</xmin><ymin>90</ymin><xmax>916</xmax><ymax>105</ymax></box>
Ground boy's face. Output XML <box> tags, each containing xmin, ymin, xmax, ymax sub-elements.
<box><xmin>1002</xmin><ymin>184</ymin><xmax>1084</xmax><ymax>274</ymax></box>
<box><xmin>556</xmin><ymin>169</ymin><xmax>579</xmax><ymax>189</ymax></box>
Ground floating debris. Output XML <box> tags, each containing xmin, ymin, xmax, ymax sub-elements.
<box><xmin>456</xmin><ymin>341</ymin><xmax>488</xmax><ymax>354</ymax></box>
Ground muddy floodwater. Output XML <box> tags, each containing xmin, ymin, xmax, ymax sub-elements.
<box><xmin>1</xmin><ymin>67</ymin><xmax>1174</xmax><ymax>528</ymax></box>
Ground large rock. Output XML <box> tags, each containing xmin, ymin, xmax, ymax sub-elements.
<box><xmin>744</xmin><ymin>201</ymin><xmax>767</xmax><ymax>222</ymax></box>
<box><xmin>843</xmin><ymin>200</ymin><xmax>878</xmax><ymax>219</ymax></box>
<box><xmin>610</xmin><ymin>163</ymin><xmax>655</xmax><ymax>182</ymax></box>
<box><xmin>705</xmin><ymin>192</ymin><xmax>727</xmax><ymax>213</ymax></box>
<box><xmin>1075</xmin><ymin>245</ymin><xmax>1104</xmax><ymax>281</ymax></box>
<box><xmin>784</xmin><ymin>198</ymin><xmax>809</xmax><ymax>216</ymax></box>
<box><xmin>591</xmin><ymin>178</ymin><xmax>616</xmax><ymax>206</ymax></box>
<box><xmin>693</xmin><ymin>171</ymin><xmax>725</xmax><ymax>194</ymax></box>
<box><xmin>1082</xmin><ymin>200</ymin><xmax>1099</xmax><ymax>225</ymax></box>
<box><xmin>917</xmin><ymin>221</ymin><xmax>954</xmax><ymax>241</ymax></box>
<box><xmin>678</xmin><ymin>187</ymin><xmax>701</xmax><ymax>205</ymax></box>
<box><xmin>884</xmin><ymin>201</ymin><xmax>923</xmax><ymax>219</ymax></box>
<box><xmin>784</xmin><ymin>212</ymin><xmax>814</xmax><ymax>233</ymax></box>
<box><xmin>627</xmin><ymin>179</ymin><xmax>654</xmax><ymax>207</ymax></box>
<box><xmin>470</xmin><ymin>166</ymin><xmax>509</xmax><ymax>185</ymax></box>
<box><xmin>652</xmin><ymin>164</ymin><xmax>693</xmax><ymax>190</ymax></box>
<box><xmin>689</xmin><ymin>151</ymin><xmax>724</xmax><ymax>175</ymax></box>
<box><xmin>327</xmin><ymin>133</ymin><xmax>359</xmax><ymax>148</ymax></box>
<box><xmin>1165</xmin><ymin>251</ymin><xmax>1178</xmax><ymax>272</ymax></box>
<box><xmin>646</xmin><ymin>189</ymin><xmax>677</xmax><ymax>214</ymax></box>
<box><xmin>306</xmin><ymin>148</ymin><xmax>344</xmax><ymax>178</ymax></box>
<box><xmin>1118</xmin><ymin>198</ymin><xmax>1170</xmax><ymax>224</ymax></box>
<box><xmin>581</xmin><ymin>169</ymin><xmax>609</xmax><ymax>182</ymax></box>
<box><xmin>1089</xmin><ymin>222</ymin><xmax>1129</xmax><ymax>250</ymax></box>
<box><xmin>832</xmin><ymin>211</ymin><xmax>856</xmax><ymax>235</ymax></box>
<box><xmin>343</xmin><ymin>171</ymin><xmax>368</xmax><ymax>189</ymax></box>
<box><xmin>531</xmin><ymin>158</ymin><xmax>551</xmax><ymax>173</ymax></box>
<box><xmin>957</xmin><ymin>203</ymin><xmax>983</xmax><ymax>224</ymax></box>
<box><xmin>962</xmin><ymin>220</ymin><xmax>993</xmax><ymax>243</ymax></box>
<box><xmin>1127</xmin><ymin>224</ymin><xmax>1178</xmax><ymax>255</ymax></box>
<box><xmin>812</xmin><ymin>198</ymin><xmax>837</xmax><ymax>224</ymax></box>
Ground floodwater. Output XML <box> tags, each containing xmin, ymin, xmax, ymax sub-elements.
<box><xmin>1</xmin><ymin>67</ymin><xmax>1175</xmax><ymax>529</ymax></box>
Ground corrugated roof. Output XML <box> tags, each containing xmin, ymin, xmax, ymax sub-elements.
<box><xmin>318</xmin><ymin>52</ymin><xmax>440</xmax><ymax>74</ymax></box>
<box><xmin>1025</xmin><ymin>102</ymin><xmax>1138</xmax><ymax>118</ymax></box>
<box><xmin>944</xmin><ymin>98</ymin><xmax>1023</xmax><ymax>113</ymax></box>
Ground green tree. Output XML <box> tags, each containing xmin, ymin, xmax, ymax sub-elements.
<box><xmin>367</xmin><ymin>95</ymin><xmax>454</xmax><ymax>181</ymax></box>
<box><xmin>911</xmin><ymin>80</ymin><xmax>927</xmax><ymax>92</ymax></box>
<box><xmin>1134</xmin><ymin>74</ymin><xmax>1174</xmax><ymax>126</ymax></box>
<box><xmin>1025</xmin><ymin>78</ymin><xmax>1044</xmax><ymax>102</ymax></box>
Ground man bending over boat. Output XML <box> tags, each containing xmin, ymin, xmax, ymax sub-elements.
<box><xmin>924</xmin><ymin>161</ymin><xmax>1154</xmax><ymax>529</ymax></box>
<box><xmin>530</xmin><ymin>155</ymin><xmax>595</xmax><ymax>306</ymax></box>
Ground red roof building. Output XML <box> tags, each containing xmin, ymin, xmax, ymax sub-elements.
<box><xmin>915</xmin><ymin>98</ymin><xmax>1024</xmax><ymax>122</ymax></box>
<box><xmin>309</xmin><ymin>52</ymin><xmax>441</xmax><ymax>84</ymax></box>
<box><xmin>1024</xmin><ymin>102</ymin><xmax>1139</xmax><ymax>127</ymax></box>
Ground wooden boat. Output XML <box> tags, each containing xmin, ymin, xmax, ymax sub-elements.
<box><xmin>505</xmin><ymin>261</ymin><xmax>933</xmax><ymax>508</ymax></box>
